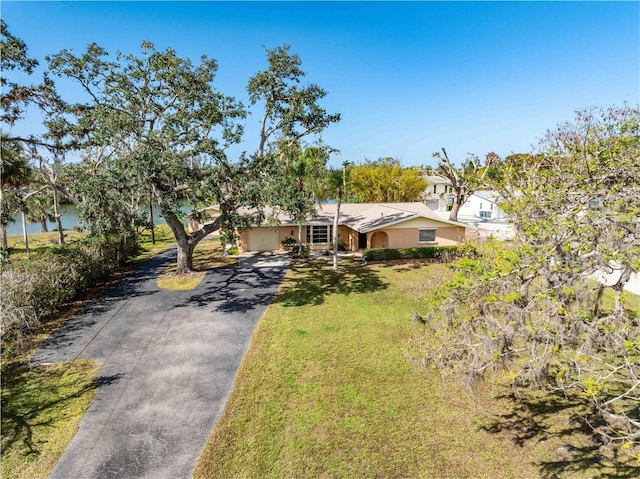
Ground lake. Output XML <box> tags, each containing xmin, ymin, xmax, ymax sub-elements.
<box><xmin>6</xmin><ymin>203</ymin><xmax>173</xmax><ymax>235</ymax></box>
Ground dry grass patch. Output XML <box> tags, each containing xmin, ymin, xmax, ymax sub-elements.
<box><xmin>157</xmin><ymin>236</ymin><xmax>237</xmax><ymax>291</ymax></box>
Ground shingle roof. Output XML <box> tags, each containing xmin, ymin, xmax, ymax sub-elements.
<box><xmin>245</xmin><ymin>202</ymin><xmax>466</xmax><ymax>232</ymax></box>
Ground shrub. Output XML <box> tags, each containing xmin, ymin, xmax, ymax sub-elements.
<box><xmin>0</xmin><ymin>234</ymin><xmax>140</xmax><ymax>353</ymax></box>
<box><xmin>281</xmin><ymin>237</ymin><xmax>297</xmax><ymax>251</ymax></box>
<box><xmin>362</xmin><ymin>245</ymin><xmax>464</xmax><ymax>262</ymax></box>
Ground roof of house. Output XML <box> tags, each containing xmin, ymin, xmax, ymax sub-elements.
<box><xmin>470</xmin><ymin>190</ymin><xmax>503</xmax><ymax>204</ymax></box>
<box><xmin>422</xmin><ymin>174</ymin><xmax>451</xmax><ymax>185</ymax></box>
<box><xmin>245</xmin><ymin>202</ymin><xmax>467</xmax><ymax>233</ymax></box>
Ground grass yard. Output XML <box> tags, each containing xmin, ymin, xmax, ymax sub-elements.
<box><xmin>195</xmin><ymin>259</ymin><xmax>547</xmax><ymax>478</ymax></box>
<box><xmin>0</xmin><ymin>358</ymin><xmax>99</xmax><ymax>479</ymax></box>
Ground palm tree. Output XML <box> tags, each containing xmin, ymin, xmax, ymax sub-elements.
<box><xmin>1</xmin><ymin>137</ymin><xmax>31</xmax><ymax>250</ymax></box>
<box><xmin>322</xmin><ymin>161</ymin><xmax>351</xmax><ymax>271</ymax></box>
<box><xmin>281</xmin><ymin>145</ymin><xmax>328</xmax><ymax>255</ymax></box>
<box><xmin>26</xmin><ymin>191</ymin><xmax>55</xmax><ymax>232</ymax></box>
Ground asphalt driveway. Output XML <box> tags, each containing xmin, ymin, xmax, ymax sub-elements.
<box><xmin>31</xmin><ymin>247</ymin><xmax>289</xmax><ymax>479</ymax></box>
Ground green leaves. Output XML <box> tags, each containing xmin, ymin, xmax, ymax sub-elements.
<box><xmin>248</xmin><ymin>44</ymin><xmax>340</xmax><ymax>158</ymax></box>
<box><xmin>349</xmin><ymin>158</ymin><xmax>426</xmax><ymax>203</ymax></box>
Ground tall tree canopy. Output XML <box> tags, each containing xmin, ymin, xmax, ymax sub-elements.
<box><xmin>47</xmin><ymin>41</ymin><xmax>245</xmax><ymax>273</ymax></box>
<box><xmin>248</xmin><ymin>44</ymin><xmax>341</xmax><ymax>160</ymax></box>
<box><xmin>349</xmin><ymin>158</ymin><xmax>426</xmax><ymax>203</ymax></box>
<box><xmin>1</xmin><ymin>19</ymin><xmax>38</xmax><ymax>127</ymax></box>
<box><xmin>44</xmin><ymin>41</ymin><xmax>339</xmax><ymax>273</ymax></box>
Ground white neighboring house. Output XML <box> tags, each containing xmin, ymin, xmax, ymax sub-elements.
<box><xmin>422</xmin><ymin>175</ymin><xmax>454</xmax><ymax>212</ymax></box>
<box><xmin>422</xmin><ymin>175</ymin><xmax>507</xmax><ymax>221</ymax></box>
<box><xmin>457</xmin><ymin>190</ymin><xmax>507</xmax><ymax>221</ymax></box>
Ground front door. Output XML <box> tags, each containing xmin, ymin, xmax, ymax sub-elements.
<box><xmin>358</xmin><ymin>232</ymin><xmax>367</xmax><ymax>249</ymax></box>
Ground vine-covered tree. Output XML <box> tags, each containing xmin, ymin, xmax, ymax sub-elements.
<box><xmin>349</xmin><ymin>158</ymin><xmax>426</xmax><ymax>203</ymax></box>
<box><xmin>428</xmin><ymin>149</ymin><xmax>498</xmax><ymax>222</ymax></box>
<box><xmin>419</xmin><ymin>105</ymin><xmax>640</xmax><ymax>453</ymax></box>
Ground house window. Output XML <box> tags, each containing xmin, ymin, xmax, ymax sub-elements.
<box><xmin>445</xmin><ymin>196</ymin><xmax>453</xmax><ymax>211</ymax></box>
<box><xmin>306</xmin><ymin>225</ymin><xmax>332</xmax><ymax>244</ymax></box>
<box><xmin>419</xmin><ymin>228</ymin><xmax>436</xmax><ymax>243</ymax></box>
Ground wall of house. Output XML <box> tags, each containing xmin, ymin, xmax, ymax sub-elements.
<box><xmin>237</xmin><ymin>230</ymin><xmax>249</xmax><ymax>252</ymax></box>
<box><xmin>239</xmin><ymin>221</ymin><xmax>465</xmax><ymax>252</ymax></box>
<box><xmin>338</xmin><ymin>225</ymin><xmax>358</xmax><ymax>251</ymax></box>
<box><xmin>368</xmin><ymin>225</ymin><xmax>465</xmax><ymax>249</ymax></box>
<box><xmin>240</xmin><ymin>225</ymin><xmax>356</xmax><ymax>252</ymax></box>
<box><xmin>456</xmin><ymin>192</ymin><xmax>506</xmax><ymax>220</ymax></box>
<box><xmin>279</xmin><ymin>225</ymin><xmax>300</xmax><ymax>246</ymax></box>
<box><xmin>385</xmin><ymin>217</ymin><xmax>454</xmax><ymax>229</ymax></box>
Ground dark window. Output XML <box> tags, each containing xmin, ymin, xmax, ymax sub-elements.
<box><xmin>307</xmin><ymin>225</ymin><xmax>332</xmax><ymax>244</ymax></box>
<box><xmin>419</xmin><ymin>229</ymin><xmax>436</xmax><ymax>243</ymax></box>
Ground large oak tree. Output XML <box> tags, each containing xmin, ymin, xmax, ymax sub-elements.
<box><xmin>47</xmin><ymin>42</ymin><xmax>246</xmax><ymax>273</ymax></box>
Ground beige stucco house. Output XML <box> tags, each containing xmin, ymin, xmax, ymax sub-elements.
<box><xmin>235</xmin><ymin>202</ymin><xmax>467</xmax><ymax>253</ymax></box>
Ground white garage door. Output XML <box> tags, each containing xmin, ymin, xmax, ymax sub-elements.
<box><xmin>247</xmin><ymin>228</ymin><xmax>279</xmax><ymax>251</ymax></box>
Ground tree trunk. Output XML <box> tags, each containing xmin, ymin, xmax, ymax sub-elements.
<box><xmin>448</xmin><ymin>196</ymin><xmax>463</xmax><ymax>222</ymax></box>
<box><xmin>161</xmin><ymin>206</ymin><xmax>222</xmax><ymax>275</ymax></box>
<box><xmin>0</xmin><ymin>223</ymin><xmax>7</xmax><ymax>251</ymax></box>
<box><xmin>149</xmin><ymin>189</ymin><xmax>156</xmax><ymax>245</ymax></box>
<box><xmin>298</xmin><ymin>222</ymin><xmax>303</xmax><ymax>255</ymax></box>
<box><xmin>40</xmin><ymin>219</ymin><xmax>48</xmax><ymax>233</ymax></box>
<box><xmin>163</xmin><ymin>210</ymin><xmax>194</xmax><ymax>274</ymax></box>
<box><xmin>21</xmin><ymin>210</ymin><xmax>30</xmax><ymax>257</ymax></box>
<box><xmin>333</xmin><ymin>196</ymin><xmax>341</xmax><ymax>271</ymax></box>
<box><xmin>175</xmin><ymin>237</ymin><xmax>195</xmax><ymax>275</ymax></box>
<box><xmin>52</xmin><ymin>188</ymin><xmax>64</xmax><ymax>245</ymax></box>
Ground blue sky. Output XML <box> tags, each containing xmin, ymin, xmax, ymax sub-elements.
<box><xmin>2</xmin><ymin>1</ymin><xmax>639</xmax><ymax>167</ymax></box>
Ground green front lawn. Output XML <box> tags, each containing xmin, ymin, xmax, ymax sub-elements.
<box><xmin>194</xmin><ymin>259</ymin><xmax>543</xmax><ymax>478</ymax></box>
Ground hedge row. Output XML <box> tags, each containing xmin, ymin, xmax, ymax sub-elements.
<box><xmin>1</xmin><ymin>234</ymin><xmax>139</xmax><ymax>351</ymax></box>
<box><xmin>362</xmin><ymin>245</ymin><xmax>471</xmax><ymax>262</ymax></box>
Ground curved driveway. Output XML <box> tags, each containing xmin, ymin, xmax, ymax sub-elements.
<box><xmin>31</xmin><ymin>247</ymin><xmax>289</xmax><ymax>479</ymax></box>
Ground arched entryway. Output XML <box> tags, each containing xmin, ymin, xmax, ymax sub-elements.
<box><xmin>370</xmin><ymin>231</ymin><xmax>389</xmax><ymax>249</ymax></box>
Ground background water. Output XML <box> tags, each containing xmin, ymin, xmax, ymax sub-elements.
<box><xmin>6</xmin><ymin>204</ymin><xmax>173</xmax><ymax>235</ymax></box>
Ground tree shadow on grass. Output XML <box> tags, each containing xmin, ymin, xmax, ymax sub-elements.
<box><xmin>274</xmin><ymin>258</ymin><xmax>388</xmax><ymax>307</ymax></box>
<box><xmin>481</xmin><ymin>389</ymin><xmax>640</xmax><ymax>478</ymax></box>
<box><xmin>1</xmin><ymin>362</ymin><xmax>123</xmax><ymax>457</ymax></box>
